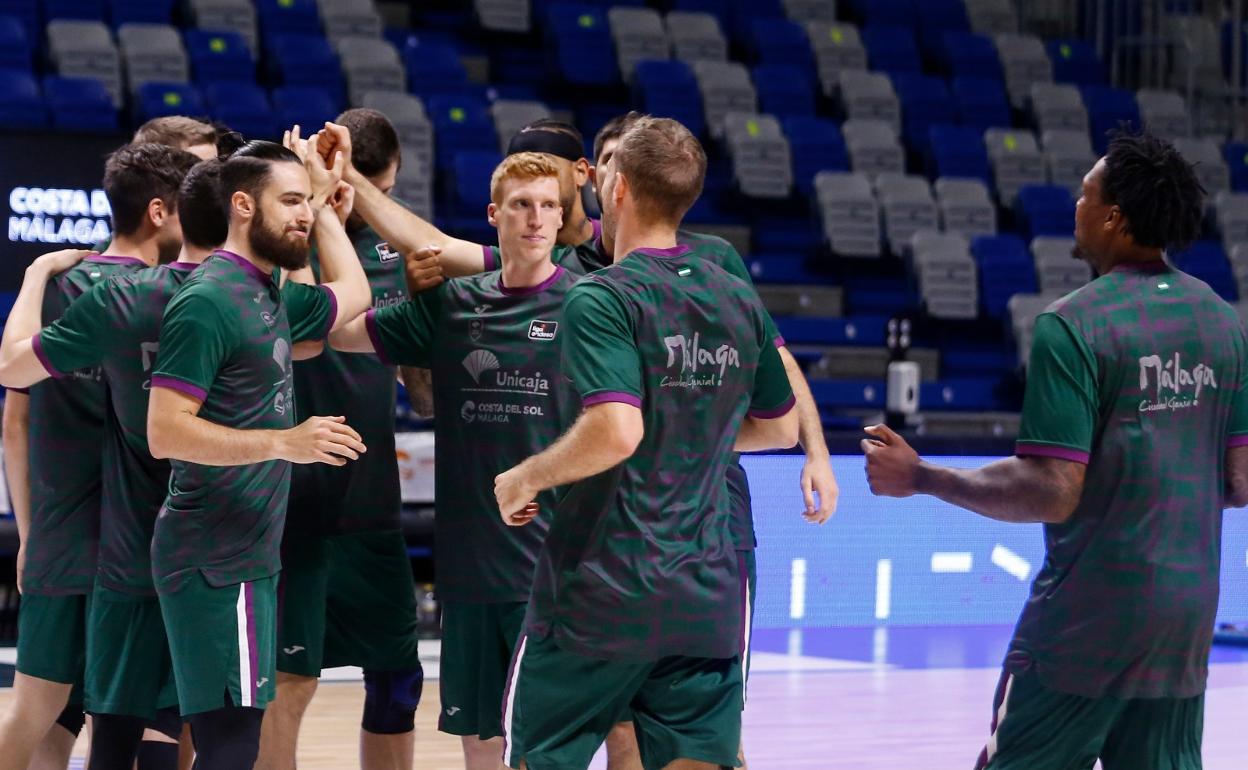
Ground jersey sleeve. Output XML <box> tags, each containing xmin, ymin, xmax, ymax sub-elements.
<box><xmin>282</xmin><ymin>281</ymin><xmax>337</xmax><ymax>343</ymax></box>
<box><xmin>364</xmin><ymin>286</ymin><xmax>443</xmax><ymax>367</ymax></box>
<box><xmin>1229</xmin><ymin>337</ymin><xmax>1248</xmax><ymax>447</ymax></box>
<box><xmin>150</xmin><ymin>283</ymin><xmax>239</xmax><ymax>402</ymax></box>
<box><xmin>32</xmin><ymin>279</ymin><xmax>116</xmax><ymax>378</ymax></box>
<box><xmin>562</xmin><ymin>281</ymin><xmax>642</xmax><ymax>407</ymax></box>
<box><xmin>748</xmin><ymin>307</ymin><xmax>796</xmax><ymax>417</ymax></box>
<box><xmin>1016</xmin><ymin>312</ymin><xmax>1099</xmax><ymax>464</ymax></box>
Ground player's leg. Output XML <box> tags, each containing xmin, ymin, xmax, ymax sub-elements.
<box><xmin>501</xmin><ymin>634</ymin><xmax>645</xmax><ymax>770</ymax></box>
<box><xmin>1099</xmin><ymin>692</ymin><xmax>1203</xmax><ymax>770</ymax></box>
<box><xmin>87</xmin><ymin>714</ymin><xmax>146</xmax><ymax>769</ymax></box>
<box><xmin>137</xmin><ymin>707</ymin><xmax>183</xmax><ymax>770</ymax></box>
<box><xmin>737</xmin><ymin>548</ymin><xmax>757</xmax><ymax>770</ymax></box>
<box><xmin>26</xmin><ymin>712</ymin><xmax>80</xmax><ymax>770</ymax></box>
<box><xmin>323</xmin><ymin>531</ymin><xmax>422</xmax><ymax>770</ymax></box>
<box><xmin>257</xmin><ymin>536</ymin><xmax>330</xmax><ymax>770</ymax></box>
<box><xmin>604</xmin><ymin>723</ymin><xmax>643</xmax><ymax>770</ymax></box>
<box><xmin>629</xmin><ymin>654</ymin><xmax>743</xmax><ymax>770</ymax></box>
<box><xmin>187</xmin><ymin>706</ymin><xmax>266</xmax><ymax>770</ymax></box>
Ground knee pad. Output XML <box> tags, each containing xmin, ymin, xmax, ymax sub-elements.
<box><xmin>54</xmin><ymin>702</ymin><xmax>86</xmax><ymax>736</ymax></box>
<box><xmin>145</xmin><ymin>706</ymin><xmax>182</xmax><ymax>742</ymax></box>
<box><xmin>361</xmin><ymin>667</ymin><xmax>424</xmax><ymax>735</ymax></box>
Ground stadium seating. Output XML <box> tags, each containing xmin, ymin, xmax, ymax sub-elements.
<box><xmin>693</xmin><ymin>60</ymin><xmax>757</xmax><ymax>137</ymax></box>
<box><xmin>995</xmin><ymin>33</ymin><xmax>1052</xmax><ymax>108</ymax></box>
<box><xmin>609</xmin><ymin>6</ymin><xmax>667</xmax><ymax>81</ymax></box>
<box><xmin>815</xmin><ymin>170</ymin><xmax>882</xmax><ymax>258</ymax></box>
<box><xmin>807</xmin><ymin>21</ymin><xmax>867</xmax><ymax>96</ymax></box>
<box><xmin>1015</xmin><ymin>184</ymin><xmax>1076</xmax><ymax>239</ymax></box>
<box><xmin>188</xmin><ymin>0</ymin><xmax>258</xmax><ymax>51</ymax></box>
<box><xmin>1171</xmin><ymin>241</ymin><xmax>1238</xmax><ymax>302</ymax></box>
<box><xmin>877</xmin><ymin>175</ymin><xmax>938</xmax><ymax>257</ymax></box>
<box><xmin>273</xmin><ymin>85</ymin><xmax>339</xmax><ymax>134</ymax></box>
<box><xmin>984</xmin><ymin>128</ymin><xmax>1046</xmax><ymax>205</ymax></box>
<box><xmin>951</xmin><ymin>76</ymin><xmax>1011</xmax><ymax>132</ymax></box>
<box><xmin>1030</xmin><ymin>236</ymin><xmax>1090</xmax><ymax>294</ymax></box>
<box><xmin>936</xmin><ymin>177</ymin><xmax>997</xmax><ymax>241</ymax></box>
<box><xmin>43</xmin><ymin>75</ymin><xmax>118</xmax><ymax>132</ymax></box>
<box><xmin>843</xmin><ymin>118</ymin><xmax>905</xmax><ymax>178</ymax></box>
<box><xmin>118</xmin><ymin>23</ymin><xmax>190</xmax><ymax>93</ymax></box>
<box><xmin>666</xmin><ymin>10</ymin><xmax>727</xmax><ymax>63</ymax></box>
<box><xmin>892</xmin><ymin>73</ymin><xmax>955</xmax><ymax>149</ymax></box>
<box><xmin>0</xmin><ymin>14</ymin><xmax>31</xmax><ymax>71</ymax></box>
<box><xmin>755</xmin><ymin>64</ymin><xmax>817</xmax><ymax>118</ymax></box>
<box><xmin>910</xmin><ymin>230</ymin><xmax>979</xmax><ymax>320</ymax></box>
<box><xmin>1226</xmin><ymin>142</ymin><xmax>1248</xmax><ymax>192</ymax></box>
<box><xmin>401</xmin><ymin>38</ymin><xmax>469</xmax><ymax>98</ymax></box>
<box><xmin>634</xmin><ymin>59</ymin><xmax>706</xmax><ymax>137</ymax></box>
<box><xmin>927</xmin><ymin>125</ymin><xmax>992</xmax><ymax>185</ymax></box>
<box><xmin>722</xmin><ymin>112</ymin><xmax>793</xmax><ymax>199</ymax></box>
<box><xmin>971</xmin><ymin>234</ymin><xmax>1039</xmax><ymax>319</ymax></box>
<box><xmin>185</xmin><ymin>30</ymin><xmax>254</xmax><ymax>84</ymax></box>
<box><xmin>1041</xmin><ymin>128</ymin><xmax>1095</xmax><ymax>197</ymax></box>
<box><xmin>204</xmin><ymin>81</ymin><xmax>274</xmax><ymax>138</ymax></box>
<box><xmin>1082</xmin><ymin>85</ymin><xmax>1140</xmax><ymax>153</ymax></box>
<box><xmin>784</xmin><ymin>116</ymin><xmax>849</xmax><ymax>194</ymax></box>
<box><xmin>46</xmin><ymin>19</ymin><xmax>123</xmax><ymax>106</ymax></box>
<box><xmin>0</xmin><ymin>69</ymin><xmax>46</xmax><ymax>129</ymax></box>
<box><xmin>862</xmin><ymin>25</ymin><xmax>921</xmax><ymax>76</ymax></box>
<box><xmin>1046</xmin><ymin>39</ymin><xmax>1106</xmax><ymax>86</ymax></box>
<box><xmin>136</xmin><ymin>81</ymin><xmax>205</xmax><ymax>122</ymax></box>
<box><xmin>547</xmin><ymin>4</ymin><xmax>617</xmax><ymax>86</ymax></box>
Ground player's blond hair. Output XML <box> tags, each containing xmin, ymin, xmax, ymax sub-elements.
<box><xmin>490</xmin><ymin>152</ymin><xmax>561</xmax><ymax>205</ymax></box>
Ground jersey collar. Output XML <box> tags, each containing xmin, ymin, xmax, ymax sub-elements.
<box><xmin>500</xmin><ymin>265</ymin><xmax>566</xmax><ymax>296</ymax></box>
<box><xmin>1110</xmin><ymin>259</ymin><xmax>1170</xmax><ymax>274</ymax></box>
<box><xmin>86</xmin><ymin>255</ymin><xmax>147</xmax><ymax>267</ymax></box>
<box><xmin>634</xmin><ymin>244</ymin><xmax>692</xmax><ymax>259</ymax></box>
<box><xmin>213</xmin><ymin>250</ymin><xmax>275</xmax><ymax>287</ymax></box>
<box><xmin>165</xmin><ymin>261</ymin><xmax>199</xmax><ymax>272</ymax></box>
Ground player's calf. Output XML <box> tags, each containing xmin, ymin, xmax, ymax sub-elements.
<box><xmin>604</xmin><ymin>722</ymin><xmax>642</xmax><ymax>770</ymax></box>
<box><xmin>255</xmin><ymin>672</ymin><xmax>318</xmax><ymax>770</ymax></box>
<box><xmin>461</xmin><ymin>735</ymin><xmax>506</xmax><ymax>770</ymax></box>
<box><xmin>187</xmin><ymin>706</ymin><xmax>265</xmax><ymax>770</ymax></box>
<box><xmin>0</xmin><ymin>673</ymin><xmax>76</xmax><ymax>770</ymax></box>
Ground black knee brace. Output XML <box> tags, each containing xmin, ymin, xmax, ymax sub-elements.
<box><xmin>361</xmin><ymin>667</ymin><xmax>424</xmax><ymax>735</ymax></box>
<box><xmin>145</xmin><ymin>706</ymin><xmax>182</xmax><ymax>742</ymax></box>
<box><xmin>187</xmin><ymin>705</ymin><xmax>264</xmax><ymax>770</ymax></box>
<box><xmin>54</xmin><ymin>702</ymin><xmax>85</xmax><ymax>736</ymax></box>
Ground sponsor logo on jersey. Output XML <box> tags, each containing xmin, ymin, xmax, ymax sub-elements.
<box><xmin>1138</xmin><ymin>352</ymin><xmax>1218</xmax><ymax>413</ymax></box>
<box><xmin>528</xmin><ymin>320</ymin><xmax>558</xmax><ymax>341</ymax></box>
<box><xmin>282</xmin><ymin>645</ymin><xmax>305</xmax><ymax>655</ymax></box>
<box><xmin>445</xmin><ymin>706</ymin><xmax>461</xmax><ymax>716</ymax></box>
<box><xmin>463</xmin><ymin>349</ymin><xmax>500</xmax><ymax>384</ymax></box>
<box><xmin>459</xmin><ymin>399</ymin><xmax>543</xmax><ymax>424</ymax></box>
<box><xmin>375</xmin><ymin>241</ymin><xmax>400</xmax><ymax>263</ymax></box>
<box><xmin>661</xmin><ymin>332</ymin><xmax>741</xmax><ymax>388</ymax></box>
<box><xmin>461</xmin><ymin>400</ymin><xmax>477</xmax><ymax>423</ymax></box>
<box><xmin>261</xmin><ymin>311</ymin><xmax>276</xmax><ymax>327</ymax></box>
<box><xmin>470</xmin><ymin>305</ymin><xmax>490</xmax><ymax>342</ymax></box>
<box><xmin>462</xmin><ymin>349</ymin><xmax>550</xmax><ymax>396</ymax></box>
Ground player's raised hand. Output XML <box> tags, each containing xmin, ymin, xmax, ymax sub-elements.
<box><xmin>801</xmin><ymin>456</ymin><xmax>840</xmax><ymax>524</ymax></box>
<box><xmin>862</xmin><ymin>424</ymin><xmax>920</xmax><ymax>498</ymax></box>
<box><xmin>495</xmin><ymin>468</ymin><xmax>540</xmax><ymax>526</ymax></box>
<box><xmin>31</xmin><ymin>248</ymin><xmax>92</xmax><ymax>275</ymax></box>
<box><xmin>404</xmin><ymin>245</ymin><xmax>444</xmax><ymax>294</ymax></box>
<box><xmin>319</xmin><ymin>122</ymin><xmax>354</xmax><ymax>170</ymax></box>
<box><xmin>329</xmin><ymin>181</ymin><xmax>355</xmax><ymax>226</ymax></box>
<box><xmin>304</xmin><ymin>132</ymin><xmax>344</xmax><ymax>202</ymax></box>
<box><xmin>279</xmin><ymin>415</ymin><xmax>367</xmax><ymax>466</ymax></box>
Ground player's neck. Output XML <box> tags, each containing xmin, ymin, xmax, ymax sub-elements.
<box><xmin>219</xmin><ymin>236</ymin><xmax>275</xmax><ymax>275</ymax></box>
<box><xmin>102</xmin><ymin>234</ymin><xmax>160</xmax><ymax>267</ymax></box>
<box><xmin>555</xmin><ymin>198</ymin><xmax>593</xmax><ymax>247</ymax></box>
<box><xmin>500</xmin><ymin>251</ymin><xmax>558</xmax><ymax>290</ymax></box>
<box><xmin>1102</xmin><ymin>245</ymin><xmax>1163</xmax><ymax>275</ymax></box>
<box><xmin>612</xmin><ymin>221</ymin><xmax>678</xmax><ymax>263</ymax></box>
<box><xmin>177</xmin><ymin>245</ymin><xmax>215</xmax><ymax>266</ymax></box>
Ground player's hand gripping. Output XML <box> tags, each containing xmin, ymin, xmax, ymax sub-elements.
<box><xmin>495</xmin><ymin>467</ymin><xmax>540</xmax><ymax>527</ymax></box>
<box><xmin>279</xmin><ymin>416</ymin><xmax>367</xmax><ymax>466</ymax></box>
<box><xmin>328</xmin><ymin>181</ymin><xmax>355</xmax><ymax>227</ymax></box>
<box><xmin>303</xmin><ymin>132</ymin><xmax>345</xmax><ymax>206</ymax></box>
<box><xmin>317</xmin><ymin>122</ymin><xmax>354</xmax><ymax>172</ymax></box>
<box><xmin>801</xmin><ymin>455</ymin><xmax>840</xmax><ymax>524</ymax></box>
<box><xmin>862</xmin><ymin>424</ymin><xmax>921</xmax><ymax>498</ymax></box>
<box><xmin>405</xmin><ymin>244</ymin><xmax>444</xmax><ymax>294</ymax></box>
<box><xmin>31</xmin><ymin>248</ymin><xmax>92</xmax><ymax>275</ymax></box>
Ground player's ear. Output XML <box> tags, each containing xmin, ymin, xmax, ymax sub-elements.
<box><xmin>231</xmin><ymin>190</ymin><xmax>255</xmax><ymax>220</ymax></box>
<box><xmin>573</xmin><ymin>158</ymin><xmax>591</xmax><ymax>185</ymax></box>
<box><xmin>614</xmin><ymin>172</ymin><xmax>629</xmax><ymax>208</ymax></box>
<box><xmin>487</xmin><ymin>202</ymin><xmax>499</xmax><ymax>227</ymax></box>
<box><xmin>146</xmin><ymin>197</ymin><xmax>166</xmax><ymax>228</ymax></box>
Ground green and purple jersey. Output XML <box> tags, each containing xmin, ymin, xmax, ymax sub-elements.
<box><xmin>149</xmin><ymin>252</ymin><xmax>336</xmax><ymax>593</ymax></box>
<box><xmin>1010</xmin><ymin>261</ymin><xmax>1248</xmax><ymax>699</ymax></box>
<box><xmin>525</xmin><ymin>245</ymin><xmax>794</xmax><ymax>661</ymax></box>
<box><xmin>24</xmin><ymin>255</ymin><xmax>149</xmax><ymax>595</ymax></box>
<box><xmin>367</xmin><ymin>267</ymin><xmax>582</xmax><ymax>603</ymax></box>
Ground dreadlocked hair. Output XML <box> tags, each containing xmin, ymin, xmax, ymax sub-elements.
<box><xmin>1101</xmin><ymin>131</ymin><xmax>1206</xmax><ymax>252</ymax></box>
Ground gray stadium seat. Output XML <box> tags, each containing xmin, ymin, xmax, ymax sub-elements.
<box><xmin>118</xmin><ymin>23</ymin><xmax>189</xmax><ymax>92</ymax></box>
<box><xmin>665</xmin><ymin>11</ymin><xmax>728</xmax><ymax>63</ymax></box>
<box><xmin>910</xmin><ymin>230</ymin><xmax>979</xmax><ymax>320</ymax></box>
<box><xmin>756</xmin><ymin>284</ymin><xmax>844</xmax><ymax>317</ymax></box>
<box><xmin>1030</xmin><ymin>236</ymin><xmax>1091</xmax><ymax>294</ymax></box>
<box><xmin>1166</xmin><ymin>15</ymin><xmax>1232</xmax><ymax>135</ymax></box>
<box><xmin>1029</xmin><ymin>82</ymin><xmax>1089</xmax><ymax>135</ymax></box>
<box><xmin>837</xmin><ymin>69</ymin><xmax>900</xmax><ymax>132</ymax></box>
<box><xmin>815</xmin><ymin>171</ymin><xmax>882</xmax><ymax>258</ymax></box>
<box><xmin>995</xmin><ymin>33</ymin><xmax>1053</xmax><ymax>109</ymax></box>
<box><xmin>393</xmin><ymin>146</ymin><xmax>433</xmax><ymax>222</ymax></box>
<box><xmin>935</xmin><ymin>178</ymin><xmax>997</xmax><ymax>241</ymax></box>
<box><xmin>1136</xmin><ymin>89</ymin><xmax>1191</xmax><ymax>139</ymax></box>
<box><xmin>474</xmin><ymin>0</ymin><xmax>530</xmax><ymax>33</ymax></box>
<box><xmin>46</xmin><ymin>20</ymin><xmax>124</xmax><ymax>106</ymax></box>
<box><xmin>337</xmin><ymin>35</ymin><xmax>405</xmax><ymax>104</ymax></box>
<box><xmin>609</xmin><ymin>7</ymin><xmax>669</xmax><ymax>82</ymax></box>
<box><xmin>359</xmin><ymin>91</ymin><xmax>433</xmax><ymax>169</ymax></box>
<box><xmin>782</xmin><ymin>0</ymin><xmax>836</xmax><ymax>25</ymax></box>
<box><xmin>806</xmin><ymin>22</ymin><xmax>867</xmax><ymax>97</ymax></box>
<box><xmin>1173</xmin><ymin>137</ymin><xmax>1230</xmax><ymax>196</ymax></box>
<box><xmin>1215</xmin><ymin>192</ymin><xmax>1248</xmax><ymax>251</ymax></box>
<box><xmin>320</xmin><ymin>0</ymin><xmax>384</xmax><ymax>42</ymax></box>
<box><xmin>984</xmin><ymin>128</ymin><xmax>1047</xmax><ymax>205</ymax></box>
<box><xmin>188</xmin><ymin>0</ymin><xmax>258</xmax><ymax>51</ymax></box>
<box><xmin>875</xmin><ymin>174</ymin><xmax>938</xmax><ymax>257</ymax></box>
<box><xmin>1229</xmin><ymin>243</ymin><xmax>1248</xmax><ymax>301</ymax></box>
<box><xmin>1009</xmin><ymin>293</ymin><xmax>1062</xmax><ymax>367</ymax></box>
<box><xmin>490</xmin><ymin>99</ymin><xmax>552</xmax><ymax>153</ymax></box>
<box><xmin>966</xmin><ymin>0</ymin><xmax>1018</xmax><ymax>35</ymax></box>
<box><xmin>1041</xmin><ymin>129</ymin><xmax>1095</xmax><ymax>197</ymax></box>
<box><xmin>842</xmin><ymin>119</ymin><xmax>905</xmax><ymax>179</ymax></box>
<box><xmin>723</xmin><ymin>113</ymin><xmax>794</xmax><ymax>199</ymax></box>
<box><xmin>692</xmin><ymin>60</ymin><xmax>758</xmax><ymax>138</ymax></box>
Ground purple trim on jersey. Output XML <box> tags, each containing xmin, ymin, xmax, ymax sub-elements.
<box><xmin>1015</xmin><ymin>442</ymin><xmax>1091</xmax><ymax>464</ymax></box>
<box><xmin>483</xmin><ymin>244</ymin><xmax>498</xmax><ymax>272</ymax></box>
<box><xmin>86</xmin><ymin>255</ymin><xmax>147</xmax><ymax>267</ymax></box>
<box><xmin>582</xmin><ymin>391</ymin><xmax>642</xmax><ymax>408</ymax></box>
<box><xmin>591</xmin><ymin>218</ymin><xmax>602</xmax><ymax>242</ymax></box>
<box><xmin>364</xmin><ymin>309</ymin><xmax>393</xmax><ymax>365</ymax></box>
<box><xmin>245</xmin><ymin>582</ymin><xmax>258</xmax><ymax>705</ymax></box>
<box><xmin>748</xmin><ymin>394</ymin><xmax>796</xmax><ymax>419</ymax></box>
<box><xmin>774</xmin><ymin>335</ymin><xmax>786</xmax><ymax>348</ymax></box>
<box><xmin>213</xmin><ymin>250</ymin><xmax>273</xmax><ymax>286</ymax></box>
<box><xmin>31</xmin><ymin>332</ymin><xmax>65</xmax><ymax>379</ymax></box>
<box><xmin>635</xmin><ymin>244</ymin><xmax>693</xmax><ymax>259</ymax></box>
<box><xmin>150</xmin><ymin>375</ymin><xmax>207</xmax><ymax>403</ymax></box>
<box><xmin>8</xmin><ymin>387</ymin><xmax>29</xmax><ymax>395</ymax></box>
<box><xmin>1229</xmin><ymin>434</ymin><xmax>1248</xmax><ymax>448</ymax></box>
<box><xmin>1110</xmin><ymin>260</ymin><xmax>1169</xmax><ymax>275</ymax></box>
<box><xmin>500</xmin><ymin>266</ymin><xmax>566</xmax><ymax>296</ymax></box>
<box><xmin>166</xmin><ymin>261</ymin><xmax>199</xmax><ymax>272</ymax></box>
<box><xmin>318</xmin><ymin>285</ymin><xmax>338</xmax><ymax>338</ymax></box>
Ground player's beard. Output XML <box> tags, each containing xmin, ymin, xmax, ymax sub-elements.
<box><xmin>249</xmin><ymin>205</ymin><xmax>310</xmax><ymax>271</ymax></box>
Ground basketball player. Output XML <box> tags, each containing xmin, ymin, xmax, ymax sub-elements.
<box><xmin>132</xmin><ymin>116</ymin><xmax>219</xmax><ymax>162</ymax></box>
<box><xmin>506</xmin><ymin>119</ymin><xmax>597</xmax><ymax>247</ymax></box>
<box><xmin>495</xmin><ymin>117</ymin><xmax>798</xmax><ymax>770</ymax></box>
<box><xmin>142</xmin><ymin>138</ymin><xmax>370</xmax><ymax>769</ymax></box>
<box><xmin>257</xmin><ymin>109</ymin><xmax>433</xmax><ymax>770</ymax></box>
<box><xmin>329</xmin><ymin>152</ymin><xmax>581</xmax><ymax>770</ymax></box>
<box><xmin>863</xmin><ymin>132</ymin><xmax>1248</xmax><ymax>770</ymax></box>
<box><xmin>0</xmin><ymin>143</ymin><xmax>199</xmax><ymax>770</ymax></box>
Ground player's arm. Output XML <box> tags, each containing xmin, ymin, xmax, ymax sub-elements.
<box><xmin>329</xmin><ymin>286</ymin><xmax>441</xmax><ymax>363</ymax></box>
<box><xmin>3</xmin><ymin>391</ymin><xmax>30</xmax><ymax>592</ymax></box>
<box><xmin>1225</xmin><ymin>349</ymin><xmax>1248</xmax><ymax>507</ymax></box>
<box><xmin>736</xmin><ymin>339</ymin><xmax>799</xmax><ymax>453</ymax></box>
<box><xmin>0</xmin><ymin>249</ymin><xmax>92</xmax><ymax>388</ymax></box>
<box><xmin>310</xmin><ymin>185</ymin><xmax>370</xmax><ymax>330</ymax></box>
<box><xmin>399</xmin><ymin>367</ymin><xmax>434</xmax><ymax>418</ymax></box>
<box><xmin>778</xmin><ymin>345</ymin><xmax>838</xmax><ymax>523</ymax></box>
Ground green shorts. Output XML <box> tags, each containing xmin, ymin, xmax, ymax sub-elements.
<box><xmin>85</xmin><ymin>585</ymin><xmax>178</xmax><ymax>719</ymax></box>
<box><xmin>742</xmin><ymin>548</ymin><xmax>756</xmax><ymax>691</ymax></box>
<box><xmin>977</xmin><ymin>665</ymin><xmax>1204</xmax><ymax>770</ymax></box>
<box><xmin>277</xmin><ymin>529</ymin><xmax>421</xmax><ymax>677</ymax></box>
<box><xmin>502</xmin><ymin>633</ymin><xmax>743</xmax><ymax>770</ymax></box>
<box><xmin>439</xmin><ymin>601</ymin><xmax>525</xmax><ymax>739</ymax></box>
<box><xmin>16</xmin><ymin>592</ymin><xmax>90</xmax><ymax>701</ymax></box>
<box><xmin>159</xmin><ymin>574</ymin><xmax>277</xmax><ymax>716</ymax></box>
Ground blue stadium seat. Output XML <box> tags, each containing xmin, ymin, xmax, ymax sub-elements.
<box><xmin>1082</xmin><ymin>85</ymin><xmax>1140</xmax><ymax>154</ymax></box>
<box><xmin>205</xmin><ymin>82</ymin><xmax>275</xmax><ymax>139</ymax></box>
<box><xmin>1171</xmin><ymin>241</ymin><xmax>1238</xmax><ymax>302</ymax></box>
<box><xmin>1046</xmin><ymin>39</ymin><xmax>1106</xmax><ymax>86</ymax></box>
<box><xmin>893</xmin><ymin>73</ymin><xmax>956</xmax><ymax>150</ymax></box>
<box><xmin>136</xmin><ymin>82</ymin><xmax>204</xmax><ymax>122</ymax></box>
<box><xmin>809</xmin><ymin>380</ymin><xmax>887</xmax><ymax>410</ymax></box>
<box><xmin>44</xmin><ymin>0</ymin><xmax>104</xmax><ymax>21</ymax></box>
<box><xmin>272</xmin><ymin>86</ymin><xmax>339</xmax><ymax>134</ymax></box>
<box><xmin>0</xmin><ymin>14</ymin><xmax>31</xmax><ymax>70</ymax></box>
<box><xmin>185</xmin><ymin>30</ymin><xmax>254</xmax><ymax>84</ymax></box>
<box><xmin>939</xmin><ymin>31</ymin><xmax>1002</xmax><ymax>79</ymax></box>
<box><xmin>1225</xmin><ymin>142</ymin><xmax>1248</xmax><ymax>192</ymax></box>
<box><xmin>927</xmin><ymin>125</ymin><xmax>992</xmax><ymax>185</ymax></box>
<box><xmin>0</xmin><ymin>68</ymin><xmax>46</xmax><ymax>128</ymax></box>
<box><xmin>0</xmin><ymin>2</ymin><xmax>38</xmax><ymax>42</ymax></box>
<box><xmin>269</xmin><ymin>34</ymin><xmax>343</xmax><ymax>105</ymax></box>
<box><xmin>451</xmin><ymin>151</ymin><xmax>504</xmax><ymax>215</ymax></box>
<box><xmin>777</xmin><ymin>315</ymin><xmax>890</xmax><ymax>345</ymax></box>
<box><xmin>951</xmin><ymin>76</ymin><xmax>1012</xmax><ymax>132</ymax></box>
<box><xmin>256</xmin><ymin>0</ymin><xmax>320</xmax><ymax>43</ymax></box>
<box><xmin>401</xmin><ymin>39</ymin><xmax>468</xmax><ymax>98</ymax></box>
<box><xmin>427</xmin><ymin>94</ymin><xmax>497</xmax><ymax>169</ymax></box>
<box><xmin>749</xmin><ymin>18</ymin><xmax>814</xmax><ymax>69</ymax></box>
<box><xmin>914</xmin><ymin>0</ymin><xmax>970</xmax><ymax>60</ymax></box>
<box><xmin>633</xmin><ymin>59</ymin><xmax>705</xmax><ymax>137</ymax></box>
<box><xmin>747</xmin><ymin>253</ymin><xmax>816</xmax><ymax>284</ymax></box>
<box><xmin>1016</xmin><ymin>185</ymin><xmax>1076</xmax><ymax>239</ymax></box>
<box><xmin>971</xmin><ymin>235</ymin><xmax>1038</xmax><ymax>319</ymax></box>
<box><xmin>862</xmin><ymin>25</ymin><xmax>921</xmax><ymax>76</ymax></box>
<box><xmin>783</xmin><ymin>116</ymin><xmax>849</xmax><ymax>195</ymax></box>
<box><xmin>754</xmin><ymin>64</ymin><xmax>816</xmax><ymax>118</ymax></box>
<box><xmin>921</xmin><ymin>378</ymin><xmax>1006</xmax><ymax>411</ymax></box>
<box><xmin>844</xmin><ymin>0</ymin><xmax>917</xmax><ymax>28</ymax></box>
<box><xmin>546</xmin><ymin>4</ymin><xmax>617</xmax><ymax>86</ymax></box>
<box><xmin>43</xmin><ymin>75</ymin><xmax>116</xmax><ymax>132</ymax></box>
<box><xmin>107</xmin><ymin>0</ymin><xmax>174</xmax><ymax>25</ymax></box>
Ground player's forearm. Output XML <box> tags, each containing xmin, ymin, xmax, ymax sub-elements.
<box><xmin>735</xmin><ymin>410</ymin><xmax>800</xmax><ymax>452</ymax></box>
<box><xmin>313</xmin><ymin>208</ymin><xmax>370</xmax><ymax>328</ymax></box>
<box><xmin>399</xmin><ymin>366</ymin><xmax>434</xmax><ymax>418</ymax></box>
<box><xmin>1225</xmin><ymin>445</ymin><xmax>1248</xmax><ymax>508</ymax></box>
<box><xmin>148</xmin><ymin>410</ymin><xmax>285</xmax><ymax>467</ymax></box>
<box><xmin>914</xmin><ymin>456</ymin><xmax>1082</xmax><ymax>524</ymax></box>
<box><xmin>328</xmin><ymin>314</ymin><xmax>375</xmax><ymax>354</ymax></box>
<box><xmin>779</xmin><ymin>347</ymin><xmax>829</xmax><ymax>459</ymax></box>
<box><xmin>517</xmin><ymin>404</ymin><xmax>643</xmax><ymax>491</ymax></box>
<box><xmin>2</xmin><ymin>393</ymin><xmax>32</xmax><ymax>541</ymax></box>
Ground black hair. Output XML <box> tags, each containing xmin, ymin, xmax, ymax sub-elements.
<box><xmin>336</xmin><ymin>108</ymin><xmax>401</xmax><ymax>178</ymax></box>
<box><xmin>522</xmin><ymin>118</ymin><xmax>583</xmax><ymax>146</ymax></box>
<box><xmin>178</xmin><ymin>160</ymin><xmax>227</xmax><ymax>250</ymax></box>
<box><xmin>1101</xmin><ymin>131</ymin><xmax>1206</xmax><ymax>252</ymax></box>
<box><xmin>103</xmin><ymin>143</ymin><xmax>200</xmax><ymax>237</ymax></box>
<box><xmin>592</xmin><ymin>111</ymin><xmax>642</xmax><ymax>165</ymax></box>
<box><xmin>218</xmin><ymin>140</ymin><xmax>302</xmax><ymax>215</ymax></box>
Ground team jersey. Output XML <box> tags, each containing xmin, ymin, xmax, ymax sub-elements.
<box><xmin>24</xmin><ymin>255</ymin><xmax>149</xmax><ymax>595</ymax></box>
<box><xmin>287</xmin><ymin>225</ymin><xmax>408</xmax><ymax>537</ymax></box>
<box><xmin>491</xmin><ymin>228</ymin><xmax>786</xmax><ymax>551</ymax></box>
<box><xmin>1011</xmin><ymin>261</ymin><xmax>1248</xmax><ymax>699</ymax></box>
<box><xmin>149</xmin><ymin>251</ymin><xmax>337</xmax><ymax>593</ymax></box>
<box><xmin>367</xmin><ymin>267</ymin><xmax>582</xmax><ymax>603</ymax></box>
<box><xmin>525</xmin><ymin>245</ymin><xmax>795</xmax><ymax>661</ymax></box>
